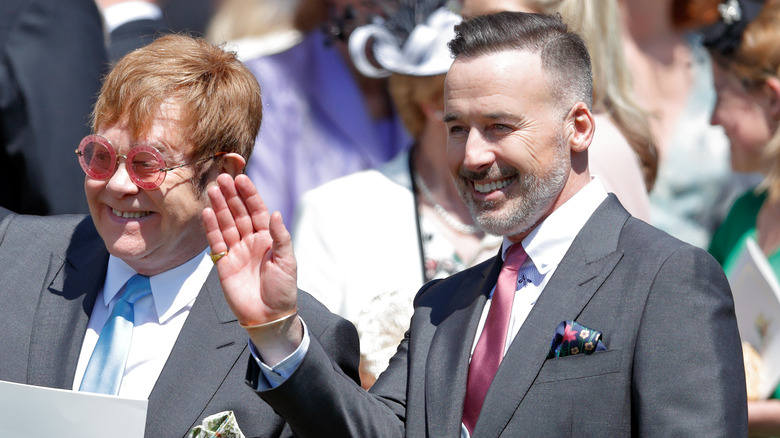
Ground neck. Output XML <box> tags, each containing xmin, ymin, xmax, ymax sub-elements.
<box><xmin>507</xmin><ymin>167</ymin><xmax>592</xmax><ymax>244</ymax></box>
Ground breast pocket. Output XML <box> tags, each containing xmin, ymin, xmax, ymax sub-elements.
<box><xmin>535</xmin><ymin>348</ymin><xmax>622</xmax><ymax>383</ymax></box>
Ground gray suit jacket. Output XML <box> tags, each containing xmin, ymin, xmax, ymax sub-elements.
<box><xmin>257</xmin><ymin>195</ymin><xmax>748</xmax><ymax>437</ymax></box>
<box><xmin>0</xmin><ymin>214</ymin><xmax>360</xmax><ymax>437</ymax></box>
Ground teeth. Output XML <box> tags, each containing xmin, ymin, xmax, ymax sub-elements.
<box><xmin>475</xmin><ymin>178</ymin><xmax>514</xmax><ymax>194</ymax></box>
<box><xmin>112</xmin><ymin>208</ymin><xmax>150</xmax><ymax>219</ymax></box>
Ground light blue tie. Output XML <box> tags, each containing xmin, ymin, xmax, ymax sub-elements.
<box><xmin>79</xmin><ymin>274</ymin><xmax>152</xmax><ymax>395</ymax></box>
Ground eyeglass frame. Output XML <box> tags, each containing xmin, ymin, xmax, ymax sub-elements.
<box><xmin>75</xmin><ymin>134</ymin><xmax>226</xmax><ymax>190</ymax></box>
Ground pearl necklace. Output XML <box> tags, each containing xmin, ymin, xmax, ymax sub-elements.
<box><xmin>414</xmin><ymin>172</ymin><xmax>481</xmax><ymax>235</ymax></box>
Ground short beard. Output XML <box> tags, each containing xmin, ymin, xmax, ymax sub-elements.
<box><xmin>455</xmin><ymin>134</ymin><xmax>569</xmax><ymax>237</ymax></box>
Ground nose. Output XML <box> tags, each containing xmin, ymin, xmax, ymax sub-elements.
<box><xmin>462</xmin><ymin>130</ymin><xmax>494</xmax><ymax>172</ymax></box>
<box><xmin>710</xmin><ymin>96</ymin><xmax>722</xmax><ymax>127</ymax></box>
<box><xmin>104</xmin><ymin>159</ymin><xmax>140</xmax><ymax>195</ymax></box>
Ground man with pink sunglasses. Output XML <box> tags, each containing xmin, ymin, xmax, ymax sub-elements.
<box><xmin>0</xmin><ymin>34</ymin><xmax>358</xmax><ymax>437</ymax></box>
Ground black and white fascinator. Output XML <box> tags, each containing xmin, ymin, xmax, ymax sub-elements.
<box><xmin>348</xmin><ymin>0</ymin><xmax>462</xmax><ymax>78</ymax></box>
<box><xmin>702</xmin><ymin>0</ymin><xmax>765</xmax><ymax>57</ymax></box>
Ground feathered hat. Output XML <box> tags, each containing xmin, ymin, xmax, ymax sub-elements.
<box><xmin>348</xmin><ymin>0</ymin><xmax>462</xmax><ymax>78</ymax></box>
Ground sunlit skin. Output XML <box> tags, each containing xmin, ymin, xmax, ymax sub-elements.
<box><xmin>711</xmin><ymin>63</ymin><xmax>778</xmax><ymax>174</ymax></box>
<box><xmin>86</xmin><ymin>101</ymin><xmax>244</xmax><ymax>276</ymax></box>
<box><xmin>443</xmin><ymin>50</ymin><xmax>594</xmax><ymax>243</ymax></box>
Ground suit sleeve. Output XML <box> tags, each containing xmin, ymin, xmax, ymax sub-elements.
<box><xmin>108</xmin><ymin>19</ymin><xmax>170</xmax><ymax>64</ymax></box>
<box><xmin>247</xmin><ymin>282</ymin><xmax>433</xmax><ymax>437</ymax></box>
<box><xmin>254</xmin><ymin>331</ymin><xmax>407</xmax><ymax>437</ymax></box>
<box><xmin>632</xmin><ymin>245</ymin><xmax>748</xmax><ymax>436</ymax></box>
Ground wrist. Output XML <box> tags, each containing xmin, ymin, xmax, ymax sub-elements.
<box><xmin>240</xmin><ymin>310</ymin><xmax>298</xmax><ymax>329</ymax></box>
<box><xmin>245</xmin><ymin>311</ymin><xmax>304</xmax><ymax>366</ymax></box>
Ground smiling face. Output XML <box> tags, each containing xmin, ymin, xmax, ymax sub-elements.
<box><xmin>445</xmin><ymin>50</ymin><xmax>574</xmax><ymax>241</ymax></box>
<box><xmin>711</xmin><ymin>62</ymin><xmax>777</xmax><ymax>174</ymax></box>
<box><xmin>85</xmin><ymin>101</ymin><xmax>216</xmax><ymax>275</ymax></box>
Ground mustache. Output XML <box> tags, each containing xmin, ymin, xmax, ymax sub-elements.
<box><xmin>458</xmin><ymin>166</ymin><xmax>518</xmax><ymax>181</ymax></box>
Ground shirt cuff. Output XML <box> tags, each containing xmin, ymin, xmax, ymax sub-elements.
<box><xmin>102</xmin><ymin>1</ymin><xmax>163</xmax><ymax>33</ymax></box>
<box><xmin>248</xmin><ymin>317</ymin><xmax>310</xmax><ymax>390</ymax></box>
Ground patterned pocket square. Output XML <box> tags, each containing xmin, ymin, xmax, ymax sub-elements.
<box><xmin>548</xmin><ymin>320</ymin><xmax>607</xmax><ymax>359</ymax></box>
<box><xmin>187</xmin><ymin>410</ymin><xmax>246</xmax><ymax>438</ymax></box>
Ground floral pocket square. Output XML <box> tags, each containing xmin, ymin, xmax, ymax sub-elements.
<box><xmin>187</xmin><ymin>410</ymin><xmax>245</xmax><ymax>438</ymax></box>
<box><xmin>548</xmin><ymin>320</ymin><xmax>606</xmax><ymax>359</ymax></box>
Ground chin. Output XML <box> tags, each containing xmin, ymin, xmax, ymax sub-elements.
<box><xmin>102</xmin><ymin>235</ymin><xmax>150</xmax><ymax>258</ymax></box>
<box><xmin>473</xmin><ymin>208</ymin><xmax>531</xmax><ymax>237</ymax></box>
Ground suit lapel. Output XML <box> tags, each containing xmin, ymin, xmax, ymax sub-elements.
<box><xmin>426</xmin><ymin>255</ymin><xmax>503</xmax><ymax>438</ymax></box>
<box><xmin>28</xmin><ymin>223</ymin><xmax>108</xmax><ymax>389</ymax></box>
<box><xmin>474</xmin><ymin>196</ymin><xmax>629</xmax><ymax>437</ymax></box>
<box><xmin>145</xmin><ymin>269</ymin><xmax>247</xmax><ymax>437</ymax></box>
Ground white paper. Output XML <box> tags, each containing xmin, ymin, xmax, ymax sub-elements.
<box><xmin>0</xmin><ymin>380</ymin><xmax>147</xmax><ymax>437</ymax></box>
<box><xmin>727</xmin><ymin>237</ymin><xmax>780</xmax><ymax>399</ymax></box>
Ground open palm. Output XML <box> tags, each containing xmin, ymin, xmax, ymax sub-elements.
<box><xmin>202</xmin><ymin>174</ymin><xmax>298</xmax><ymax>326</ymax></box>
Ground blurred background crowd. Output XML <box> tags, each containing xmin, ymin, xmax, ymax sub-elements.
<box><xmin>2</xmin><ymin>0</ymin><xmax>780</xmax><ymax>434</ymax></box>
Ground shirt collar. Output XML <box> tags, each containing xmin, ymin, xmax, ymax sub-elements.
<box><xmin>103</xmin><ymin>250</ymin><xmax>214</xmax><ymax>323</ymax></box>
<box><xmin>501</xmin><ymin>177</ymin><xmax>608</xmax><ymax>273</ymax></box>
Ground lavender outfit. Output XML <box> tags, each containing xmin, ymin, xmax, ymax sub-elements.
<box><xmin>243</xmin><ymin>31</ymin><xmax>411</xmax><ymax>225</ymax></box>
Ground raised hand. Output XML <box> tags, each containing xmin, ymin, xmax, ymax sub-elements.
<box><xmin>202</xmin><ymin>173</ymin><xmax>300</xmax><ymax>355</ymax></box>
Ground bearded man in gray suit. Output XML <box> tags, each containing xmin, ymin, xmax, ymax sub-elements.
<box><xmin>0</xmin><ymin>34</ymin><xmax>358</xmax><ymax>437</ymax></box>
<box><xmin>204</xmin><ymin>11</ymin><xmax>747</xmax><ymax>437</ymax></box>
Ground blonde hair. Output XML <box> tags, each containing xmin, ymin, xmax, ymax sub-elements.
<box><xmin>93</xmin><ymin>34</ymin><xmax>263</xmax><ymax>165</ymax></box>
<box><xmin>388</xmin><ymin>74</ymin><xmax>446</xmax><ymax>139</ymax></box>
<box><xmin>530</xmin><ymin>0</ymin><xmax>658</xmax><ymax>190</ymax></box>
<box><xmin>207</xmin><ymin>0</ymin><xmax>298</xmax><ymax>42</ymax></box>
<box><xmin>206</xmin><ymin>0</ymin><xmax>327</xmax><ymax>43</ymax></box>
<box><xmin>729</xmin><ymin>0</ymin><xmax>780</xmax><ymax>199</ymax></box>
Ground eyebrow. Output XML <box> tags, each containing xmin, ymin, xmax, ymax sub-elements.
<box><xmin>150</xmin><ymin>143</ymin><xmax>171</xmax><ymax>154</ymax></box>
<box><xmin>443</xmin><ymin>111</ymin><xmax>521</xmax><ymax>124</ymax></box>
<box><xmin>484</xmin><ymin>112</ymin><xmax>520</xmax><ymax>121</ymax></box>
<box><xmin>135</xmin><ymin>140</ymin><xmax>175</xmax><ymax>157</ymax></box>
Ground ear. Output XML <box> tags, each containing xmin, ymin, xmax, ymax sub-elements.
<box><xmin>765</xmin><ymin>76</ymin><xmax>780</xmax><ymax>120</ymax></box>
<box><xmin>565</xmin><ymin>102</ymin><xmax>594</xmax><ymax>153</ymax></box>
<box><xmin>218</xmin><ymin>153</ymin><xmax>246</xmax><ymax>177</ymax></box>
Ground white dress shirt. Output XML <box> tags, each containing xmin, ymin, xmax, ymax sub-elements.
<box><xmin>461</xmin><ymin>178</ymin><xmax>607</xmax><ymax>438</ymax></box>
<box><xmin>72</xmin><ymin>250</ymin><xmax>213</xmax><ymax>399</ymax></box>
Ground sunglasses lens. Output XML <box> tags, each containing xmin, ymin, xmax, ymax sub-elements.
<box><xmin>82</xmin><ymin>140</ymin><xmax>115</xmax><ymax>179</ymax></box>
<box><xmin>130</xmin><ymin>150</ymin><xmax>163</xmax><ymax>184</ymax></box>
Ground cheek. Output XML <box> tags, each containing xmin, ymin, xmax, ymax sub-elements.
<box><xmin>711</xmin><ymin>101</ymin><xmax>730</xmax><ymax>128</ymax></box>
<box><xmin>503</xmin><ymin>141</ymin><xmax>542</xmax><ymax>172</ymax></box>
<box><xmin>446</xmin><ymin>140</ymin><xmax>465</xmax><ymax>174</ymax></box>
<box><xmin>84</xmin><ymin>179</ymin><xmax>104</xmax><ymax>201</ymax></box>
<box><xmin>732</xmin><ymin>111</ymin><xmax>771</xmax><ymax>147</ymax></box>
<box><xmin>160</xmin><ymin>190</ymin><xmax>208</xmax><ymax>230</ymax></box>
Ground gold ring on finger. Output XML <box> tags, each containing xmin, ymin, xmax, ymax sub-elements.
<box><xmin>210</xmin><ymin>250</ymin><xmax>229</xmax><ymax>264</ymax></box>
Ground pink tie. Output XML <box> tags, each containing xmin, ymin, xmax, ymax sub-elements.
<box><xmin>462</xmin><ymin>244</ymin><xmax>528</xmax><ymax>434</ymax></box>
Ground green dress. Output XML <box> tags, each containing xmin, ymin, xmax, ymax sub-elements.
<box><xmin>709</xmin><ymin>188</ymin><xmax>780</xmax><ymax>399</ymax></box>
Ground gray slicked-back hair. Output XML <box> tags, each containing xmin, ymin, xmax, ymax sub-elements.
<box><xmin>448</xmin><ymin>11</ymin><xmax>593</xmax><ymax>117</ymax></box>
